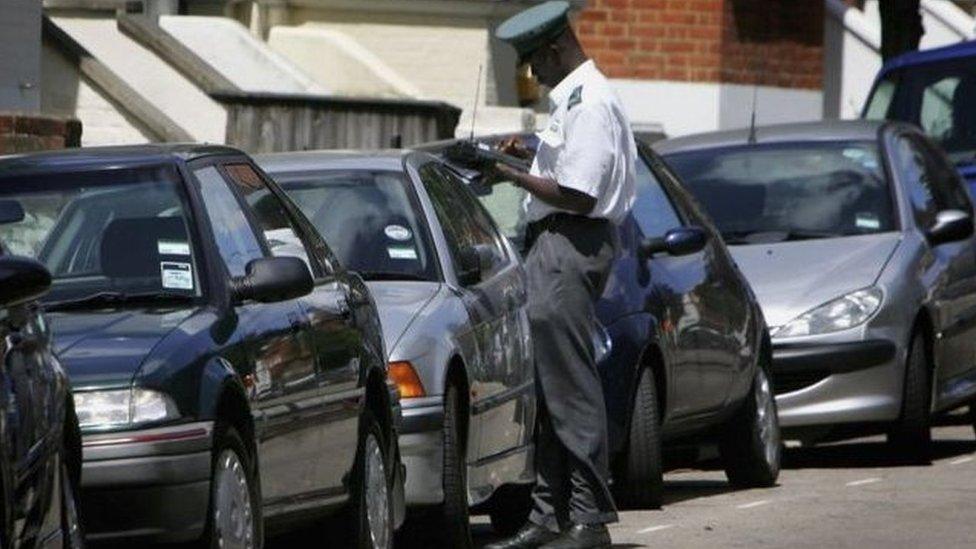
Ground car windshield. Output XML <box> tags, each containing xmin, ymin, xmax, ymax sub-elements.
<box><xmin>274</xmin><ymin>170</ymin><xmax>438</xmax><ymax>282</ymax></box>
<box><xmin>663</xmin><ymin>142</ymin><xmax>895</xmax><ymax>245</ymax></box>
<box><xmin>865</xmin><ymin>60</ymin><xmax>976</xmax><ymax>163</ymax></box>
<box><xmin>0</xmin><ymin>165</ymin><xmax>201</xmax><ymax>304</ymax></box>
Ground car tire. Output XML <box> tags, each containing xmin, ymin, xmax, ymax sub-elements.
<box><xmin>436</xmin><ymin>384</ymin><xmax>472</xmax><ymax>548</ymax></box>
<box><xmin>60</xmin><ymin>457</ymin><xmax>85</xmax><ymax>549</ymax></box>
<box><xmin>615</xmin><ymin>366</ymin><xmax>664</xmax><ymax>509</ymax></box>
<box><xmin>719</xmin><ymin>359</ymin><xmax>781</xmax><ymax>489</ymax></box>
<box><xmin>204</xmin><ymin>427</ymin><xmax>259</xmax><ymax>549</ymax></box>
<box><xmin>353</xmin><ymin>410</ymin><xmax>394</xmax><ymax>549</ymax></box>
<box><xmin>888</xmin><ymin>331</ymin><xmax>931</xmax><ymax>461</ymax></box>
<box><xmin>487</xmin><ymin>484</ymin><xmax>532</xmax><ymax>536</ymax></box>
<box><xmin>970</xmin><ymin>403</ymin><xmax>976</xmax><ymax>440</ymax></box>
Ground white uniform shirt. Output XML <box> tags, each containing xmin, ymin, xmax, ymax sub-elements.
<box><xmin>525</xmin><ymin>60</ymin><xmax>637</xmax><ymax>224</ymax></box>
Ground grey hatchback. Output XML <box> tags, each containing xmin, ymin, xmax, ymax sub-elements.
<box><xmin>658</xmin><ymin>120</ymin><xmax>976</xmax><ymax>459</ymax></box>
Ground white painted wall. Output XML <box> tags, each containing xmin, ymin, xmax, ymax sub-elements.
<box><xmin>50</xmin><ymin>13</ymin><xmax>225</xmax><ymax>143</ymax></box>
<box><xmin>612</xmin><ymin>79</ymin><xmax>823</xmax><ymax>138</ymax></box>
<box><xmin>160</xmin><ymin>15</ymin><xmax>327</xmax><ymax>94</ymax></box>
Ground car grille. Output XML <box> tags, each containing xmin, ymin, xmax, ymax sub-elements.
<box><xmin>773</xmin><ymin>370</ymin><xmax>830</xmax><ymax>395</ymax></box>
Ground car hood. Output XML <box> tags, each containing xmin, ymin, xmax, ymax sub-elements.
<box><xmin>48</xmin><ymin>307</ymin><xmax>197</xmax><ymax>390</ymax></box>
<box><xmin>365</xmin><ymin>281</ymin><xmax>442</xmax><ymax>355</ymax></box>
<box><xmin>728</xmin><ymin>233</ymin><xmax>901</xmax><ymax>328</ymax></box>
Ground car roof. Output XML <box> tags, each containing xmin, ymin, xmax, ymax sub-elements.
<box><xmin>654</xmin><ymin>120</ymin><xmax>889</xmax><ymax>156</ymax></box>
<box><xmin>0</xmin><ymin>143</ymin><xmax>245</xmax><ymax>178</ymax></box>
<box><xmin>879</xmin><ymin>39</ymin><xmax>976</xmax><ymax>77</ymax></box>
<box><xmin>255</xmin><ymin>149</ymin><xmax>412</xmax><ymax>174</ymax></box>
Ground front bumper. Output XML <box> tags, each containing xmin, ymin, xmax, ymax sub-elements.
<box><xmin>80</xmin><ymin>421</ymin><xmax>214</xmax><ymax>543</ymax></box>
<box><xmin>399</xmin><ymin>396</ymin><xmax>445</xmax><ymax>506</ymax></box>
<box><xmin>772</xmin><ymin>339</ymin><xmax>902</xmax><ymax>428</ymax></box>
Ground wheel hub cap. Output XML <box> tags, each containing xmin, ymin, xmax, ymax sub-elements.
<box><xmin>756</xmin><ymin>368</ymin><xmax>781</xmax><ymax>469</ymax></box>
<box><xmin>214</xmin><ymin>449</ymin><xmax>254</xmax><ymax>549</ymax></box>
<box><xmin>365</xmin><ymin>434</ymin><xmax>390</xmax><ymax>549</ymax></box>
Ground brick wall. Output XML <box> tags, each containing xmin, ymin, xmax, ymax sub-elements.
<box><xmin>574</xmin><ymin>0</ymin><xmax>824</xmax><ymax>89</ymax></box>
<box><xmin>0</xmin><ymin>113</ymin><xmax>82</xmax><ymax>155</ymax></box>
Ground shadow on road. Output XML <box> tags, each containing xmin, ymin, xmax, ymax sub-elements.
<box><xmin>782</xmin><ymin>437</ymin><xmax>976</xmax><ymax>470</ymax></box>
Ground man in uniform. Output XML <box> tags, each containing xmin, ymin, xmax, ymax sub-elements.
<box><xmin>486</xmin><ymin>2</ymin><xmax>637</xmax><ymax>548</ymax></box>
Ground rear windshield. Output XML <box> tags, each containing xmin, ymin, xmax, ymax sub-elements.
<box><xmin>664</xmin><ymin>141</ymin><xmax>895</xmax><ymax>245</ymax></box>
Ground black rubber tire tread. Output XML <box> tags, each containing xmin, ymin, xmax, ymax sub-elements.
<box><xmin>487</xmin><ymin>484</ymin><xmax>533</xmax><ymax>536</ymax></box>
<box><xmin>203</xmin><ymin>427</ymin><xmax>259</xmax><ymax>549</ymax></box>
<box><xmin>438</xmin><ymin>384</ymin><xmax>472</xmax><ymax>548</ymax></box>
<box><xmin>719</xmin><ymin>362</ymin><xmax>781</xmax><ymax>489</ymax></box>
<box><xmin>888</xmin><ymin>331</ymin><xmax>932</xmax><ymax>462</ymax></box>
<box><xmin>353</xmin><ymin>410</ymin><xmax>393</xmax><ymax>549</ymax></box>
<box><xmin>616</xmin><ymin>366</ymin><xmax>664</xmax><ymax>509</ymax></box>
<box><xmin>970</xmin><ymin>404</ymin><xmax>976</xmax><ymax>440</ymax></box>
<box><xmin>61</xmin><ymin>459</ymin><xmax>85</xmax><ymax>549</ymax></box>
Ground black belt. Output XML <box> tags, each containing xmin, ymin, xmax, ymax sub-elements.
<box><xmin>525</xmin><ymin>213</ymin><xmax>610</xmax><ymax>252</ymax></box>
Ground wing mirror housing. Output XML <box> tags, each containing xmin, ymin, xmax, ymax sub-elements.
<box><xmin>0</xmin><ymin>256</ymin><xmax>52</xmax><ymax>307</ymax></box>
<box><xmin>927</xmin><ymin>209</ymin><xmax>974</xmax><ymax>246</ymax></box>
<box><xmin>639</xmin><ymin>226</ymin><xmax>708</xmax><ymax>259</ymax></box>
<box><xmin>457</xmin><ymin>244</ymin><xmax>496</xmax><ymax>286</ymax></box>
<box><xmin>232</xmin><ymin>257</ymin><xmax>313</xmax><ymax>304</ymax></box>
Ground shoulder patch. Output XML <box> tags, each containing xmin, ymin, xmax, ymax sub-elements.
<box><xmin>567</xmin><ymin>85</ymin><xmax>583</xmax><ymax>110</ymax></box>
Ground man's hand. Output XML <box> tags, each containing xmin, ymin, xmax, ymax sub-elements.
<box><xmin>497</xmin><ymin>136</ymin><xmax>533</xmax><ymax>160</ymax></box>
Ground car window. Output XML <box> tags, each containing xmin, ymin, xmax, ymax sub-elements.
<box><xmin>895</xmin><ymin>134</ymin><xmax>973</xmax><ymax>225</ymax></box>
<box><xmin>865</xmin><ymin>77</ymin><xmax>898</xmax><ymax>120</ymax></box>
<box><xmin>665</xmin><ymin>141</ymin><xmax>894</xmax><ymax>244</ymax></box>
<box><xmin>920</xmin><ymin>77</ymin><xmax>961</xmax><ymax>142</ymax></box>
<box><xmin>275</xmin><ymin>169</ymin><xmax>438</xmax><ymax>282</ymax></box>
<box><xmin>420</xmin><ymin>163</ymin><xmax>507</xmax><ymax>281</ymax></box>
<box><xmin>223</xmin><ymin>163</ymin><xmax>314</xmax><ymax>272</ymax></box>
<box><xmin>0</xmin><ymin>165</ymin><xmax>202</xmax><ymax>302</ymax></box>
<box><xmin>632</xmin><ymin>154</ymin><xmax>683</xmax><ymax>237</ymax></box>
<box><xmin>193</xmin><ymin>166</ymin><xmax>264</xmax><ymax>277</ymax></box>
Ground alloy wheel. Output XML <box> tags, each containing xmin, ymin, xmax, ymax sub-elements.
<box><xmin>755</xmin><ymin>368</ymin><xmax>781</xmax><ymax>470</ymax></box>
<box><xmin>364</xmin><ymin>433</ymin><xmax>390</xmax><ymax>549</ymax></box>
<box><xmin>213</xmin><ymin>449</ymin><xmax>254</xmax><ymax>549</ymax></box>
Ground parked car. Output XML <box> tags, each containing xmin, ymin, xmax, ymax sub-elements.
<box><xmin>257</xmin><ymin>150</ymin><xmax>536</xmax><ymax>544</ymax></box>
<box><xmin>657</xmin><ymin>120</ymin><xmax>976</xmax><ymax>458</ymax></box>
<box><xmin>0</xmin><ymin>239</ymin><xmax>83</xmax><ymax>548</ymax></box>
<box><xmin>0</xmin><ymin>145</ymin><xmax>405</xmax><ymax>547</ymax></box>
<box><xmin>425</xmin><ymin>135</ymin><xmax>780</xmax><ymax>509</ymax></box>
<box><xmin>863</xmin><ymin>39</ymin><xmax>976</xmax><ymax>193</ymax></box>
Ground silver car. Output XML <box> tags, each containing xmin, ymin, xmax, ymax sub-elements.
<box><xmin>658</xmin><ymin>120</ymin><xmax>976</xmax><ymax>458</ymax></box>
<box><xmin>257</xmin><ymin>151</ymin><xmax>535</xmax><ymax>545</ymax></box>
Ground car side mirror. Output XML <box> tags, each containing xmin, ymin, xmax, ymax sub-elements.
<box><xmin>639</xmin><ymin>226</ymin><xmax>708</xmax><ymax>259</ymax></box>
<box><xmin>231</xmin><ymin>257</ymin><xmax>313</xmax><ymax>304</ymax></box>
<box><xmin>0</xmin><ymin>200</ymin><xmax>25</xmax><ymax>225</ymax></box>
<box><xmin>0</xmin><ymin>256</ymin><xmax>52</xmax><ymax>307</ymax></box>
<box><xmin>926</xmin><ymin>209</ymin><xmax>974</xmax><ymax>246</ymax></box>
<box><xmin>457</xmin><ymin>244</ymin><xmax>496</xmax><ymax>286</ymax></box>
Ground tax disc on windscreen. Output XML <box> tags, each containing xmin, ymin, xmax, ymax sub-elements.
<box><xmin>385</xmin><ymin>224</ymin><xmax>412</xmax><ymax>241</ymax></box>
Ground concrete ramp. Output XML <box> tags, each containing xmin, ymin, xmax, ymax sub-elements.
<box><xmin>50</xmin><ymin>12</ymin><xmax>225</xmax><ymax>143</ymax></box>
<box><xmin>160</xmin><ymin>16</ymin><xmax>327</xmax><ymax>94</ymax></box>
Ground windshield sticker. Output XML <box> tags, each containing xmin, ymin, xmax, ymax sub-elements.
<box><xmin>160</xmin><ymin>262</ymin><xmax>194</xmax><ymax>290</ymax></box>
<box><xmin>856</xmin><ymin>213</ymin><xmax>881</xmax><ymax>230</ymax></box>
<box><xmin>384</xmin><ymin>224</ymin><xmax>412</xmax><ymax>241</ymax></box>
<box><xmin>158</xmin><ymin>240</ymin><xmax>191</xmax><ymax>256</ymax></box>
<box><xmin>388</xmin><ymin>246</ymin><xmax>418</xmax><ymax>260</ymax></box>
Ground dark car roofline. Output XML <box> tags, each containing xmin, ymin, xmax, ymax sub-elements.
<box><xmin>876</xmin><ymin>39</ymin><xmax>976</xmax><ymax>78</ymax></box>
<box><xmin>653</xmin><ymin>119</ymin><xmax>904</xmax><ymax>156</ymax></box>
<box><xmin>255</xmin><ymin>149</ymin><xmax>420</xmax><ymax>174</ymax></box>
<box><xmin>0</xmin><ymin>143</ymin><xmax>246</xmax><ymax>178</ymax></box>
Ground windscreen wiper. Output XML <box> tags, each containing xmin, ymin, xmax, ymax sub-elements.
<box><xmin>721</xmin><ymin>229</ymin><xmax>841</xmax><ymax>245</ymax></box>
<box><xmin>45</xmin><ymin>291</ymin><xmax>195</xmax><ymax>312</ymax></box>
<box><xmin>356</xmin><ymin>271</ymin><xmax>430</xmax><ymax>282</ymax></box>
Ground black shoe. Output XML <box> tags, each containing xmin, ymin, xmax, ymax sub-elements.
<box><xmin>485</xmin><ymin>522</ymin><xmax>560</xmax><ymax>549</ymax></box>
<box><xmin>539</xmin><ymin>524</ymin><xmax>611</xmax><ymax>549</ymax></box>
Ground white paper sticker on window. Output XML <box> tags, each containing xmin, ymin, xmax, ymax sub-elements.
<box><xmin>855</xmin><ymin>213</ymin><xmax>881</xmax><ymax>230</ymax></box>
<box><xmin>388</xmin><ymin>247</ymin><xmax>418</xmax><ymax>260</ymax></box>
<box><xmin>384</xmin><ymin>224</ymin><xmax>412</xmax><ymax>241</ymax></box>
<box><xmin>160</xmin><ymin>262</ymin><xmax>194</xmax><ymax>290</ymax></box>
<box><xmin>158</xmin><ymin>240</ymin><xmax>191</xmax><ymax>256</ymax></box>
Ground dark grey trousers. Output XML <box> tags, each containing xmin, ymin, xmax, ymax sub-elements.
<box><xmin>523</xmin><ymin>214</ymin><xmax>619</xmax><ymax>531</ymax></box>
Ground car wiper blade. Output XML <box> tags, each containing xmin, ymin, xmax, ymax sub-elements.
<box><xmin>356</xmin><ymin>271</ymin><xmax>429</xmax><ymax>282</ymax></box>
<box><xmin>45</xmin><ymin>291</ymin><xmax>194</xmax><ymax>311</ymax></box>
<box><xmin>721</xmin><ymin>229</ymin><xmax>841</xmax><ymax>244</ymax></box>
<box><xmin>781</xmin><ymin>229</ymin><xmax>842</xmax><ymax>241</ymax></box>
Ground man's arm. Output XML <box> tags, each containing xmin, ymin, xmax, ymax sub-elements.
<box><xmin>495</xmin><ymin>163</ymin><xmax>597</xmax><ymax>214</ymax></box>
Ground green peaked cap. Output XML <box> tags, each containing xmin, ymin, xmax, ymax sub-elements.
<box><xmin>495</xmin><ymin>1</ymin><xmax>571</xmax><ymax>62</ymax></box>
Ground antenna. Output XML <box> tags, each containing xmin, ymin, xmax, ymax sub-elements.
<box><xmin>470</xmin><ymin>64</ymin><xmax>483</xmax><ymax>141</ymax></box>
<box><xmin>747</xmin><ymin>83</ymin><xmax>759</xmax><ymax>144</ymax></box>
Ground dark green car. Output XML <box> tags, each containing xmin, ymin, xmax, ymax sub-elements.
<box><xmin>0</xmin><ymin>144</ymin><xmax>405</xmax><ymax>547</ymax></box>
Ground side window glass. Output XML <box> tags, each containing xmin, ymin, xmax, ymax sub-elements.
<box><xmin>223</xmin><ymin>163</ymin><xmax>314</xmax><ymax>272</ymax></box>
<box><xmin>193</xmin><ymin>166</ymin><xmax>264</xmax><ymax>277</ymax></box>
<box><xmin>865</xmin><ymin>77</ymin><xmax>898</xmax><ymax>120</ymax></box>
<box><xmin>632</xmin><ymin>155</ymin><xmax>683</xmax><ymax>237</ymax></box>
<box><xmin>920</xmin><ymin>76</ymin><xmax>961</xmax><ymax>142</ymax></box>
<box><xmin>437</xmin><ymin>166</ymin><xmax>509</xmax><ymax>264</ymax></box>
<box><xmin>914</xmin><ymin>137</ymin><xmax>973</xmax><ymax>214</ymax></box>
<box><xmin>893</xmin><ymin>136</ymin><xmax>940</xmax><ymax>228</ymax></box>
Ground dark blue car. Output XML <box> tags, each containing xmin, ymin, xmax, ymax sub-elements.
<box><xmin>427</xmin><ymin>136</ymin><xmax>780</xmax><ymax>508</ymax></box>
<box><xmin>863</xmin><ymin>39</ymin><xmax>976</xmax><ymax>193</ymax></box>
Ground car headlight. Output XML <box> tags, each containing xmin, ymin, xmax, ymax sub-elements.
<box><xmin>74</xmin><ymin>388</ymin><xmax>178</xmax><ymax>429</ymax></box>
<box><xmin>773</xmin><ymin>287</ymin><xmax>883</xmax><ymax>338</ymax></box>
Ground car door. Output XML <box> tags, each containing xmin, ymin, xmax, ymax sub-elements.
<box><xmin>218</xmin><ymin>160</ymin><xmax>363</xmax><ymax>507</ymax></box>
<box><xmin>418</xmin><ymin>160</ymin><xmax>532</xmax><ymax>461</ymax></box>
<box><xmin>891</xmin><ymin>131</ymin><xmax>976</xmax><ymax>398</ymax></box>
